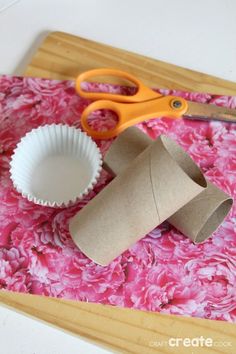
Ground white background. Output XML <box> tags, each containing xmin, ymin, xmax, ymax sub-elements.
<box><xmin>0</xmin><ymin>1</ymin><xmax>235</xmax><ymax>353</ymax></box>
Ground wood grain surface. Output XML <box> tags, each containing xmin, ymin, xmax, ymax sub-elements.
<box><xmin>1</xmin><ymin>291</ymin><xmax>235</xmax><ymax>354</ymax></box>
<box><xmin>0</xmin><ymin>31</ymin><xmax>235</xmax><ymax>354</ymax></box>
<box><xmin>25</xmin><ymin>31</ymin><xmax>236</xmax><ymax>95</ymax></box>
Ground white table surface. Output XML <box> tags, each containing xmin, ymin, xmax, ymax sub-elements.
<box><xmin>0</xmin><ymin>1</ymin><xmax>235</xmax><ymax>353</ymax></box>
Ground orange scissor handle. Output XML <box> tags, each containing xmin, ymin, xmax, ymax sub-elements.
<box><xmin>75</xmin><ymin>68</ymin><xmax>161</xmax><ymax>102</ymax></box>
<box><xmin>81</xmin><ymin>95</ymin><xmax>188</xmax><ymax>140</ymax></box>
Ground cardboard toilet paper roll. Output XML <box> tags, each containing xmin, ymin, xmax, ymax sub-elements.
<box><xmin>70</xmin><ymin>135</ymin><xmax>207</xmax><ymax>265</ymax></box>
<box><xmin>104</xmin><ymin>127</ymin><xmax>233</xmax><ymax>243</ymax></box>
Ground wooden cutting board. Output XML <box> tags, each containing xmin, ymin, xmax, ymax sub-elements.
<box><xmin>0</xmin><ymin>31</ymin><xmax>236</xmax><ymax>354</ymax></box>
<box><xmin>25</xmin><ymin>32</ymin><xmax>236</xmax><ymax>94</ymax></box>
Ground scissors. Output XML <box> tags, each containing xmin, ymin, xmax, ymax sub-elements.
<box><xmin>76</xmin><ymin>68</ymin><xmax>236</xmax><ymax>140</ymax></box>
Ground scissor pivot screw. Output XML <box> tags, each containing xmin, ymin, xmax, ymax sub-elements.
<box><xmin>172</xmin><ymin>100</ymin><xmax>182</xmax><ymax>109</ymax></box>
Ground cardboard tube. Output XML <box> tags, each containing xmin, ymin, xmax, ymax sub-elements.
<box><xmin>70</xmin><ymin>135</ymin><xmax>207</xmax><ymax>265</ymax></box>
<box><xmin>104</xmin><ymin>127</ymin><xmax>233</xmax><ymax>243</ymax></box>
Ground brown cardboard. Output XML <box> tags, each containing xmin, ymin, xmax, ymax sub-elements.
<box><xmin>69</xmin><ymin>135</ymin><xmax>207</xmax><ymax>265</ymax></box>
<box><xmin>104</xmin><ymin>127</ymin><xmax>233</xmax><ymax>243</ymax></box>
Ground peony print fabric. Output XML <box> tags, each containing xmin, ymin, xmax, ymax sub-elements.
<box><xmin>0</xmin><ymin>75</ymin><xmax>236</xmax><ymax>322</ymax></box>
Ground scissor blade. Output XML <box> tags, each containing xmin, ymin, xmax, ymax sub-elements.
<box><xmin>184</xmin><ymin>101</ymin><xmax>236</xmax><ymax>123</ymax></box>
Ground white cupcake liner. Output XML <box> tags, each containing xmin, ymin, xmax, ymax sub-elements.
<box><xmin>10</xmin><ymin>124</ymin><xmax>102</xmax><ymax>208</ymax></box>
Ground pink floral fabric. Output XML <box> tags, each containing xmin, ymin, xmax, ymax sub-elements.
<box><xmin>0</xmin><ymin>75</ymin><xmax>236</xmax><ymax>322</ymax></box>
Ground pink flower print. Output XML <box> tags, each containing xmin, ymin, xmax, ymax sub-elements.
<box><xmin>0</xmin><ymin>75</ymin><xmax>235</xmax><ymax>322</ymax></box>
<box><xmin>185</xmin><ymin>256</ymin><xmax>236</xmax><ymax>321</ymax></box>
<box><xmin>210</xmin><ymin>95</ymin><xmax>236</xmax><ymax>109</ymax></box>
<box><xmin>0</xmin><ymin>248</ymin><xmax>29</xmax><ymax>287</ymax></box>
<box><xmin>0</xmin><ymin>222</ymin><xmax>19</xmax><ymax>247</ymax></box>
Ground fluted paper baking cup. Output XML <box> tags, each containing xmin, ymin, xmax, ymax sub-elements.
<box><xmin>10</xmin><ymin>124</ymin><xmax>102</xmax><ymax>207</ymax></box>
